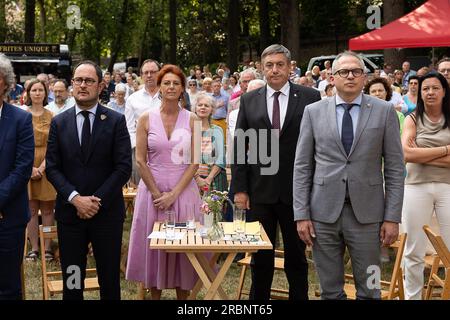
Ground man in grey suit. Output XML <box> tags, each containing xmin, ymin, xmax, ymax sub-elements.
<box><xmin>293</xmin><ymin>51</ymin><xmax>404</xmax><ymax>300</ymax></box>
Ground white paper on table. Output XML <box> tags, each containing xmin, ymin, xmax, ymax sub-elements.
<box><xmin>148</xmin><ymin>231</ymin><xmax>185</xmax><ymax>240</ymax></box>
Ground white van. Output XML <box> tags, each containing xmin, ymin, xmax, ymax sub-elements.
<box><xmin>307</xmin><ymin>54</ymin><xmax>383</xmax><ymax>74</ymax></box>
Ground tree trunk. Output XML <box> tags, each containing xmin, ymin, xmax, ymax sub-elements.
<box><xmin>37</xmin><ymin>0</ymin><xmax>46</xmax><ymax>42</ymax></box>
<box><xmin>279</xmin><ymin>0</ymin><xmax>300</xmax><ymax>61</ymax></box>
<box><xmin>138</xmin><ymin>1</ymin><xmax>153</xmax><ymax>69</ymax></box>
<box><xmin>108</xmin><ymin>0</ymin><xmax>129</xmax><ymax>72</ymax></box>
<box><xmin>227</xmin><ymin>0</ymin><xmax>239</xmax><ymax>72</ymax></box>
<box><xmin>0</xmin><ymin>0</ymin><xmax>6</xmax><ymax>42</ymax></box>
<box><xmin>25</xmin><ymin>0</ymin><xmax>36</xmax><ymax>43</ymax></box>
<box><xmin>383</xmin><ymin>0</ymin><xmax>405</xmax><ymax>68</ymax></box>
<box><xmin>258</xmin><ymin>0</ymin><xmax>270</xmax><ymax>53</ymax></box>
<box><xmin>169</xmin><ymin>0</ymin><xmax>177</xmax><ymax>64</ymax></box>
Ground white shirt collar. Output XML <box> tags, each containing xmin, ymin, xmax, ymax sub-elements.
<box><xmin>143</xmin><ymin>87</ymin><xmax>160</xmax><ymax>99</ymax></box>
<box><xmin>335</xmin><ymin>93</ymin><xmax>363</xmax><ymax>106</ymax></box>
<box><xmin>75</xmin><ymin>103</ymin><xmax>98</xmax><ymax>115</ymax></box>
<box><xmin>0</xmin><ymin>102</ymin><xmax>3</xmax><ymax>118</ymax></box>
<box><xmin>266</xmin><ymin>81</ymin><xmax>290</xmax><ymax>98</ymax></box>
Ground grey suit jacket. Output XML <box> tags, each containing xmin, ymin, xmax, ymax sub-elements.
<box><xmin>293</xmin><ymin>94</ymin><xmax>404</xmax><ymax>224</ymax></box>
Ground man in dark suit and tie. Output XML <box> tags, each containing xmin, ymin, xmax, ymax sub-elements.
<box><xmin>232</xmin><ymin>44</ymin><xmax>321</xmax><ymax>300</ymax></box>
<box><xmin>0</xmin><ymin>54</ymin><xmax>34</xmax><ymax>300</ymax></box>
<box><xmin>46</xmin><ymin>61</ymin><xmax>132</xmax><ymax>300</ymax></box>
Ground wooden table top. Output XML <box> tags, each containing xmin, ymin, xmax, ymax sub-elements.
<box><xmin>149</xmin><ymin>222</ymin><xmax>273</xmax><ymax>252</ymax></box>
<box><xmin>122</xmin><ymin>188</ymin><xmax>137</xmax><ymax>199</ymax></box>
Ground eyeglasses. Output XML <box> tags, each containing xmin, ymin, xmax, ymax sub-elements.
<box><xmin>439</xmin><ymin>68</ymin><xmax>450</xmax><ymax>74</ymax></box>
<box><xmin>72</xmin><ymin>77</ymin><xmax>97</xmax><ymax>86</ymax></box>
<box><xmin>333</xmin><ymin>68</ymin><xmax>364</xmax><ymax>78</ymax></box>
<box><xmin>143</xmin><ymin>70</ymin><xmax>158</xmax><ymax>76</ymax></box>
<box><xmin>189</xmin><ymin>83</ymin><xmax>197</xmax><ymax>87</ymax></box>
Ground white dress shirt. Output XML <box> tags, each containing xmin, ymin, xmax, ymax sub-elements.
<box><xmin>68</xmin><ymin>104</ymin><xmax>98</xmax><ymax>202</ymax></box>
<box><xmin>335</xmin><ymin>94</ymin><xmax>362</xmax><ymax>138</ymax></box>
<box><xmin>266</xmin><ymin>82</ymin><xmax>290</xmax><ymax>129</ymax></box>
<box><xmin>125</xmin><ymin>87</ymin><xmax>161</xmax><ymax>148</ymax></box>
<box><xmin>46</xmin><ymin>97</ymin><xmax>75</xmax><ymax>115</ymax></box>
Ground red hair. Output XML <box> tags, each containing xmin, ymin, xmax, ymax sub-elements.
<box><xmin>157</xmin><ymin>64</ymin><xmax>186</xmax><ymax>90</ymax></box>
<box><xmin>157</xmin><ymin>64</ymin><xmax>187</xmax><ymax>107</ymax></box>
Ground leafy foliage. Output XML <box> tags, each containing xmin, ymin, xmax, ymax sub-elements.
<box><xmin>0</xmin><ymin>0</ymin><xmax>426</xmax><ymax>71</ymax></box>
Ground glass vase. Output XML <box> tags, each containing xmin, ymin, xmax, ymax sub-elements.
<box><xmin>206</xmin><ymin>209</ymin><xmax>224</xmax><ymax>241</ymax></box>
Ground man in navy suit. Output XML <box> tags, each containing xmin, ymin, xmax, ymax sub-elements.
<box><xmin>0</xmin><ymin>54</ymin><xmax>34</xmax><ymax>300</ymax></box>
<box><xmin>46</xmin><ymin>61</ymin><xmax>131</xmax><ymax>300</ymax></box>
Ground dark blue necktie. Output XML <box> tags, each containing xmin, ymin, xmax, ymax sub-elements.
<box><xmin>81</xmin><ymin>110</ymin><xmax>91</xmax><ymax>159</ymax></box>
<box><xmin>341</xmin><ymin>103</ymin><xmax>355</xmax><ymax>155</ymax></box>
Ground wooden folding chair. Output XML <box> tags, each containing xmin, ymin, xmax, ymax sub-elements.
<box><xmin>235</xmin><ymin>249</ymin><xmax>289</xmax><ymax>300</ymax></box>
<box><xmin>39</xmin><ymin>225</ymin><xmax>100</xmax><ymax>300</ymax></box>
<box><xmin>342</xmin><ymin>233</ymin><xmax>407</xmax><ymax>300</ymax></box>
<box><xmin>423</xmin><ymin>225</ymin><xmax>450</xmax><ymax>300</ymax></box>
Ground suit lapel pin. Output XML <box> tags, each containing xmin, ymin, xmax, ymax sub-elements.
<box><xmin>100</xmin><ymin>114</ymin><xmax>107</xmax><ymax>120</ymax></box>
<box><xmin>294</xmin><ymin>93</ymin><xmax>298</xmax><ymax>97</ymax></box>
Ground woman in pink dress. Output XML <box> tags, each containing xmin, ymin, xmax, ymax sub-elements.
<box><xmin>126</xmin><ymin>64</ymin><xmax>202</xmax><ymax>300</ymax></box>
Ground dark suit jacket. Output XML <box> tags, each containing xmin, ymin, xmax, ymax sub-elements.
<box><xmin>46</xmin><ymin>104</ymin><xmax>132</xmax><ymax>224</ymax></box>
<box><xmin>0</xmin><ymin>103</ymin><xmax>34</xmax><ymax>227</ymax></box>
<box><xmin>232</xmin><ymin>83</ymin><xmax>321</xmax><ymax>205</ymax></box>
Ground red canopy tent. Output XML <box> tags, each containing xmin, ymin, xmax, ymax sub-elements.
<box><xmin>349</xmin><ymin>0</ymin><xmax>450</xmax><ymax>50</ymax></box>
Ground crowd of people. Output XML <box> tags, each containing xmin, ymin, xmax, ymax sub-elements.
<box><xmin>0</xmin><ymin>46</ymin><xmax>450</xmax><ymax>301</ymax></box>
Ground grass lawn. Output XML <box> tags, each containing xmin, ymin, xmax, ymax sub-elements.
<box><xmin>24</xmin><ymin>212</ymin><xmax>401</xmax><ymax>300</ymax></box>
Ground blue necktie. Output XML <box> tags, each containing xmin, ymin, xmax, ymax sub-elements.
<box><xmin>341</xmin><ymin>104</ymin><xmax>355</xmax><ymax>155</ymax></box>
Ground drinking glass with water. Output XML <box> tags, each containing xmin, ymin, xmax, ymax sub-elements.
<box><xmin>165</xmin><ymin>209</ymin><xmax>176</xmax><ymax>240</ymax></box>
<box><xmin>233</xmin><ymin>208</ymin><xmax>246</xmax><ymax>240</ymax></box>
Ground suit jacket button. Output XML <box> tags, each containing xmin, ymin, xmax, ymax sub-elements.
<box><xmin>347</xmin><ymin>161</ymin><xmax>351</xmax><ymax>164</ymax></box>
<box><xmin>342</xmin><ymin>179</ymin><xmax>346</xmax><ymax>183</ymax></box>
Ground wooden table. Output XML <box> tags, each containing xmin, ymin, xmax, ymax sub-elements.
<box><xmin>122</xmin><ymin>188</ymin><xmax>137</xmax><ymax>216</ymax></box>
<box><xmin>149</xmin><ymin>221</ymin><xmax>272</xmax><ymax>300</ymax></box>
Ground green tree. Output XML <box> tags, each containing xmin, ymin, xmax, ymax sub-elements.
<box><xmin>107</xmin><ymin>0</ymin><xmax>130</xmax><ymax>72</ymax></box>
<box><xmin>25</xmin><ymin>0</ymin><xmax>35</xmax><ymax>42</ymax></box>
<box><xmin>280</xmin><ymin>0</ymin><xmax>300</xmax><ymax>60</ymax></box>
<box><xmin>169</xmin><ymin>0</ymin><xmax>177</xmax><ymax>64</ymax></box>
<box><xmin>0</xmin><ymin>0</ymin><xmax>5</xmax><ymax>42</ymax></box>
<box><xmin>258</xmin><ymin>0</ymin><xmax>271</xmax><ymax>51</ymax></box>
<box><xmin>227</xmin><ymin>0</ymin><xmax>239</xmax><ymax>72</ymax></box>
<box><xmin>383</xmin><ymin>0</ymin><xmax>405</xmax><ymax>67</ymax></box>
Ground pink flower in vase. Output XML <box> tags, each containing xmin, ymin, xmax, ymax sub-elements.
<box><xmin>201</xmin><ymin>203</ymin><xmax>210</xmax><ymax>214</ymax></box>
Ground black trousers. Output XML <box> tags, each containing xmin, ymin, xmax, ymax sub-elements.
<box><xmin>0</xmin><ymin>224</ymin><xmax>26</xmax><ymax>300</ymax></box>
<box><xmin>248</xmin><ymin>202</ymin><xmax>308</xmax><ymax>300</ymax></box>
<box><xmin>57</xmin><ymin>219</ymin><xmax>123</xmax><ymax>300</ymax></box>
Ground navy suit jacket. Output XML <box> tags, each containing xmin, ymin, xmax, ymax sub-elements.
<box><xmin>0</xmin><ymin>103</ymin><xmax>34</xmax><ymax>227</ymax></box>
<box><xmin>45</xmin><ymin>104</ymin><xmax>132</xmax><ymax>224</ymax></box>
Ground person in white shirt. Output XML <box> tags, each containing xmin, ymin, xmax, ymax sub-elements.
<box><xmin>125</xmin><ymin>59</ymin><xmax>161</xmax><ymax>186</ymax></box>
<box><xmin>227</xmin><ymin>79</ymin><xmax>266</xmax><ymax>164</ymax></box>
<box><xmin>45</xmin><ymin>79</ymin><xmax>75</xmax><ymax>115</ymax></box>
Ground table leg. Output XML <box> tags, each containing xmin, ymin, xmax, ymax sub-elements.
<box><xmin>186</xmin><ymin>252</ymin><xmax>234</xmax><ymax>300</ymax></box>
<box><xmin>186</xmin><ymin>252</ymin><xmax>214</xmax><ymax>295</ymax></box>
<box><xmin>189</xmin><ymin>253</ymin><xmax>220</xmax><ymax>300</ymax></box>
<box><xmin>196</xmin><ymin>253</ymin><xmax>232</xmax><ymax>300</ymax></box>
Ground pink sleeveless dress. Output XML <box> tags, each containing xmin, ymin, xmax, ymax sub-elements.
<box><xmin>126</xmin><ymin>107</ymin><xmax>202</xmax><ymax>290</ymax></box>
